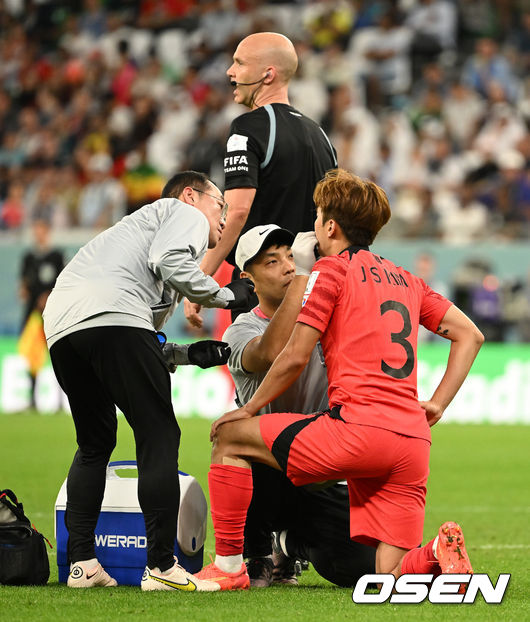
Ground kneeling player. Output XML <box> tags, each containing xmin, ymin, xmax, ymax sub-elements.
<box><xmin>195</xmin><ymin>170</ymin><xmax>484</xmax><ymax>590</ymax></box>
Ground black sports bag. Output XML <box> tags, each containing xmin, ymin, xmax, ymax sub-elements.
<box><xmin>0</xmin><ymin>489</ymin><xmax>50</xmax><ymax>585</ymax></box>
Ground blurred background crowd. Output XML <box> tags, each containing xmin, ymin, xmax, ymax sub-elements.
<box><xmin>1</xmin><ymin>0</ymin><xmax>529</xmax><ymax>342</ymax></box>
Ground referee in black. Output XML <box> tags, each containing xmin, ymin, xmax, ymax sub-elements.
<box><xmin>43</xmin><ymin>171</ymin><xmax>254</xmax><ymax>591</ymax></box>
<box><xmin>185</xmin><ymin>31</ymin><xmax>337</xmax><ymax>328</ymax></box>
<box><xmin>183</xmin><ymin>32</ymin><xmax>337</xmax><ymax>588</ymax></box>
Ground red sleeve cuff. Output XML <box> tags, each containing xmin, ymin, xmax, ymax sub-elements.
<box><xmin>297</xmin><ymin>313</ymin><xmax>327</xmax><ymax>334</ymax></box>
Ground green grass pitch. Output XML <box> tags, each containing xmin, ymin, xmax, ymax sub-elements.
<box><xmin>0</xmin><ymin>413</ymin><xmax>528</xmax><ymax>621</ymax></box>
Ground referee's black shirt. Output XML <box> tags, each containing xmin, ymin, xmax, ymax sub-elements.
<box><xmin>223</xmin><ymin>103</ymin><xmax>337</xmax><ymax>266</ymax></box>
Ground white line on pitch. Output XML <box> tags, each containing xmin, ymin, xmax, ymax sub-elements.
<box><xmin>473</xmin><ymin>544</ymin><xmax>530</xmax><ymax>549</ymax></box>
<box><xmin>431</xmin><ymin>507</ymin><xmax>530</xmax><ymax>513</ymax></box>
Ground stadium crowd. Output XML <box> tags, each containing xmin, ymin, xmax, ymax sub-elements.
<box><xmin>1</xmin><ymin>0</ymin><xmax>529</xmax><ymax>341</ymax></box>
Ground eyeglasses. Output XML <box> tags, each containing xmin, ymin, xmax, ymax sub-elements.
<box><xmin>192</xmin><ymin>187</ymin><xmax>229</xmax><ymax>220</ymax></box>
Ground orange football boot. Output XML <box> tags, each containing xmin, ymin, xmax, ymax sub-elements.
<box><xmin>194</xmin><ymin>561</ymin><xmax>250</xmax><ymax>591</ymax></box>
<box><xmin>436</xmin><ymin>521</ymin><xmax>473</xmax><ymax>593</ymax></box>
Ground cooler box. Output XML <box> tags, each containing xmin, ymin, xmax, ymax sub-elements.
<box><xmin>55</xmin><ymin>460</ymin><xmax>207</xmax><ymax>585</ymax></box>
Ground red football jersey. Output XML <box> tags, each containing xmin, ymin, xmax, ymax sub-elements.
<box><xmin>298</xmin><ymin>248</ymin><xmax>452</xmax><ymax>441</ymax></box>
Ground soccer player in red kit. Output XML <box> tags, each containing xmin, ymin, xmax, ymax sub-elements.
<box><xmin>195</xmin><ymin>169</ymin><xmax>485</xmax><ymax>590</ymax></box>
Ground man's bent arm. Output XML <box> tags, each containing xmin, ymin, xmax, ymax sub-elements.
<box><xmin>244</xmin><ymin>322</ymin><xmax>321</xmax><ymax>415</ymax></box>
<box><xmin>242</xmin><ymin>275</ymin><xmax>308</xmax><ymax>373</ymax></box>
<box><xmin>200</xmin><ymin>187</ymin><xmax>256</xmax><ymax>276</ymax></box>
<box><xmin>422</xmin><ymin>305</ymin><xmax>484</xmax><ymax>425</ymax></box>
<box><xmin>151</xmin><ymin>249</ymin><xmax>232</xmax><ymax>308</ymax></box>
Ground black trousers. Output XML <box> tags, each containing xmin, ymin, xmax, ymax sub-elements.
<box><xmin>281</xmin><ymin>485</ymin><xmax>376</xmax><ymax>587</ymax></box>
<box><xmin>244</xmin><ymin>463</ymin><xmax>289</xmax><ymax>557</ymax></box>
<box><xmin>50</xmin><ymin>326</ymin><xmax>180</xmax><ymax>571</ymax></box>
<box><xmin>245</xmin><ymin>473</ymin><xmax>376</xmax><ymax>587</ymax></box>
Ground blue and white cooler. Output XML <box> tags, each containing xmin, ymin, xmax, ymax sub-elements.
<box><xmin>55</xmin><ymin>460</ymin><xmax>207</xmax><ymax>585</ymax></box>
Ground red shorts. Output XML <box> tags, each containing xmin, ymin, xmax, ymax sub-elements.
<box><xmin>260</xmin><ymin>410</ymin><xmax>430</xmax><ymax>550</ymax></box>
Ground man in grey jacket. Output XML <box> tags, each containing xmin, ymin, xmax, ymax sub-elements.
<box><xmin>44</xmin><ymin>170</ymin><xmax>254</xmax><ymax>592</ymax></box>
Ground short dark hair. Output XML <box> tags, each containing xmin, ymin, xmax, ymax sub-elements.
<box><xmin>161</xmin><ymin>170</ymin><xmax>210</xmax><ymax>199</ymax></box>
<box><xmin>314</xmin><ymin>169</ymin><xmax>391</xmax><ymax>245</ymax></box>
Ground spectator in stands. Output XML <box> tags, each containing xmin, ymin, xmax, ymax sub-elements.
<box><xmin>438</xmin><ymin>182</ymin><xmax>490</xmax><ymax>245</ymax></box>
<box><xmin>304</xmin><ymin>0</ymin><xmax>355</xmax><ymax>50</ymax></box>
<box><xmin>289</xmin><ymin>43</ymin><xmax>329</xmax><ymax>124</ymax></box>
<box><xmin>493</xmin><ymin>149</ymin><xmax>530</xmax><ymax>237</ymax></box>
<box><xmin>0</xmin><ymin>91</ymin><xmax>15</xmax><ymax>142</ymax></box>
<box><xmin>442</xmin><ymin>81</ymin><xmax>486</xmax><ymax>150</ymax></box>
<box><xmin>183</xmin><ymin>118</ymin><xmax>225</xmax><ymax>183</ymax></box>
<box><xmin>360</xmin><ymin>8</ymin><xmax>412</xmax><ymax>108</ymax></box>
<box><xmin>121</xmin><ymin>143</ymin><xmax>165</xmax><ymax>214</ymax></box>
<box><xmin>410</xmin><ymin>88</ymin><xmax>444</xmax><ymax>133</ymax></box>
<box><xmin>472</xmin><ymin>103</ymin><xmax>527</xmax><ymax>159</ymax></box>
<box><xmin>405</xmin><ymin>0</ymin><xmax>457</xmax><ymax>74</ymax></box>
<box><xmin>78</xmin><ymin>0</ymin><xmax>108</xmax><ymax>41</ymax></box>
<box><xmin>55</xmin><ymin>165</ymin><xmax>82</xmax><ymax>226</ymax></box>
<box><xmin>0</xmin><ymin>131</ymin><xmax>25</xmax><ymax>169</ymax></box>
<box><xmin>77</xmin><ymin>152</ymin><xmax>126</xmax><ymax>228</ymax></box>
<box><xmin>334</xmin><ymin>103</ymin><xmax>381</xmax><ymax>179</ymax></box>
<box><xmin>26</xmin><ymin>170</ymin><xmax>69</xmax><ymax>229</ymax></box>
<box><xmin>0</xmin><ymin>180</ymin><xmax>25</xmax><ymax>230</ymax></box>
<box><xmin>507</xmin><ymin>10</ymin><xmax>530</xmax><ymax>76</ymax></box>
<box><xmin>111</xmin><ymin>39</ymin><xmax>138</xmax><ymax>106</ymax></box>
<box><xmin>412</xmin><ymin>61</ymin><xmax>449</xmax><ymax>101</ymax></box>
<box><xmin>458</xmin><ymin>0</ymin><xmax>504</xmax><ymax>51</ymax></box>
<box><xmin>462</xmin><ymin>37</ymin><xmax>520</xmax><ymax>103</ymax></box>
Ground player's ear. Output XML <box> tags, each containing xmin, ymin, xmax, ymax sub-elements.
<box><xmin>328</xmin><ymin>219</ymin><xmax>345</xmax><ymax>241</ymax></box>
<box><xmin>240</xmin><ymin>271</ymin><xmax>256</xmax><ymax>287</ymax></box>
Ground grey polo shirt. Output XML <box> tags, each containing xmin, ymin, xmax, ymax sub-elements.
<box><xmin>223</xmin><ymin>308</ymin><xmax>328</xmax><ymax>415</ymax></box>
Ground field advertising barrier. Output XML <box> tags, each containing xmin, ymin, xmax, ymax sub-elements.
<box><xmin>0</xmin><ymin>337</ymin><xmax>528</xmax><ymax>424</ymax></box>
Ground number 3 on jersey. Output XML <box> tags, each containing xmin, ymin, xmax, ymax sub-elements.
<box><xmin>380</xmin><ymin>300</ymin><xmax>414</xmax><ymax>379</ymax></box>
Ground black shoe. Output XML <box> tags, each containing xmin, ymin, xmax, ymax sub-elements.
<box><xmin>246</xmin><ymin>557</ymin><xmax>274</xmax><ymax>588</ymax></box>
<box><xmin>271</xmin><ymin>532</ymin><xmax>298</xmax><ymax>586</ymax></box>
<box><xmin>272</xmin><ymin>555</ymin><xmax>299</xmax><ymax>586</ymax></box>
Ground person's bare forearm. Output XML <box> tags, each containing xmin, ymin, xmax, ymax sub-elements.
<box><xmin>429</xmin><ymin>334</ymin><xmax>483</xmax><ymax>411</ymax></box>
<box><xmin>200</xmin><ymin>209</ymin><xmax>248</xmax><ymax>275</ymax></box>
<box><xmin>420</xmin><ymin>306</ymin><xmax>484</xmax><ymax>426</ymax></box>
<box><xmin>201</xmin><ymin>188</ymin><xmax>255</xmax><ymax>275</ymax></box>
<box><xmin>245</xmin><ymin>323</ymin><xmax>320</xmax><ymax>415</ymax></box>
<box><xmin>255</xmin><ymin>276</ymin><xmax>308</xmax><ymax>365</ymax></box>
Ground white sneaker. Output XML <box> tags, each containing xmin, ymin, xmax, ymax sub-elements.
<box><xmin>67</xmin><ymin>562</ymin><xmax>118</xmax><ymax>588</ymax></box>
<box><xmin>141</xmin><ymin>561</ymin><xmax>220</xmax><ymax>592</ymax></box>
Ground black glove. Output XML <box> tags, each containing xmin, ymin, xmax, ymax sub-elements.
<box><xmin>224</xmin><ymin>278</ymin><xmax>255</xmax><ymax>310</ymax></box>
<box><xmin>188</xmin><ymin>340</ymin><xmax>231</xmax><ymax>369</ymax></box>
<box><xmin>162</xmin><ymin>342</ymin><xmax>189</xmax><ymax>373</ymax></box>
